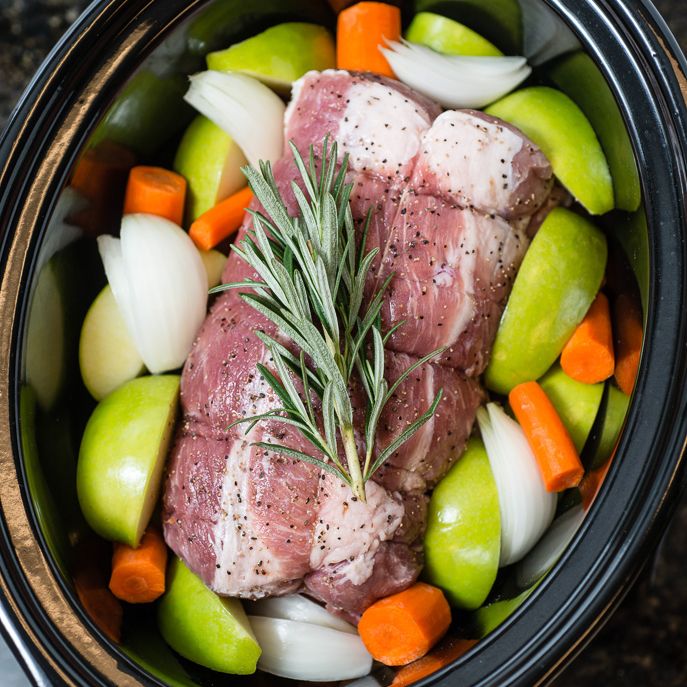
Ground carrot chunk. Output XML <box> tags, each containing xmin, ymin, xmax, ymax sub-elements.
<box><xmin>109</xmin><ymin>528</ymin><xmax>168</xmax><ymax>604</ymax></box>
<box><xmin>74</xmin><ymin>567</ymin><xmax>123</xmax><ymax>643</ymax></box>
<box><xmin>123</xmin><ymin>166</ymin><xmax>187</xmax><ymax>225</ymax></box>
<box><xmin>358</xmin><ymin>582</ymin><xmax>452</xmax><ymax>666</ymax></box>
<box><xmin>561</xmin><ymin>292</ymin><xmax>615</xmax><ymax>384</ymax></box>
<box><xmin>189</xmin><ymin>185</ymin><xmax>253</xmax><ymax>251</ymax></box>
<box><xmin>613</xmin><ymin>292</ymin><xmax>643</xmax><ymax>395</ymax></box>
<box><xmin>391</xmin><ymin>638</ymin><xmax>477</xmax><ymax>687</ymax></box>
<box><xmin>509</xmin><ymin>381</ymin><xmax>584</xmax><ymax>492</ymax></box>
<box><xmin>579</xmin><ymin>458</ymin><xmax>613</xmax><ymax>511</ymax></box>
<box><xmin>70</xmin><ymin>141</ymin><xmax>136</xmax><ymax>235</ymax></box>
<box><xmin>337</xmin><ymin>2</ymin><xmax>401</xmax><ymax>77</ymax></box>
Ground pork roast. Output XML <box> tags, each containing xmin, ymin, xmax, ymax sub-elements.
<box><xmin>163</xmin><ymin>70</ymin><xmax>552</xmax><ymax>619</ymax></box>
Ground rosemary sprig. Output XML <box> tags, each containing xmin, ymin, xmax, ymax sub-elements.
<box><xmin>212</xmin><ymin>137</ymin><xmax>443</xmax><ymax>502</ymax></box>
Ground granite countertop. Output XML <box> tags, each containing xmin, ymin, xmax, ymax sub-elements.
<box><xmin>1</xmin><ymin>1</ymin><xmax>686</xmax><ymax>685</ymax></box>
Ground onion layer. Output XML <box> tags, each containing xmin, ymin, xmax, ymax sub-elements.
<box><xmin>380</xmin><ymin>39</ymin><xmax>531</xmax><ymax>109</ymax></box>
<box><xmin>97</xmin><ymin>214</ymin><xmax>208</xmax><ymax>374</ymax></box>
<box><xmin>520</xmin><ymin>0</ymin><xmax>581</xmax><ymax>66</ymax></box>
<box><xmin>248</xmin><ymin>616</ymin><xmax>373</xmax><ymax>682</ymax></box>
<box><xmin>477</xmin><ymin>403</ymin><xmax>556</xmax><ymax>566</ymax></box>
<box><xmin>249</xmin><ymin>594</ymin><xmax>356</xmax><ymax>634</ymax></box>
<box><xmin>516</xmin><ymin>504</ymin><xmax>585</xmax><ymax>588</ymax></box>
<box><xmin>184</xmin><ymin>70</ymin><xmax>285</xmax><ymax>167</ymax></box>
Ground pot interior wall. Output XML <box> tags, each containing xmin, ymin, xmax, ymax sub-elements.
<box><xmin>15</xmin><ymin>0</ymin><xmax>648</xmax><ymax>685</ymax></box>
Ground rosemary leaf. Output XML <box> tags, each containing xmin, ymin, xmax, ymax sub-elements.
<box><xmin>218</xmin><ymin>137</ymin><xmax>444</xmax><ymax>501</ymax></box>
<box><xmin>365</xmin><ymin>389</ymin><xmax>444</xmax><ymax>480</ymax></box>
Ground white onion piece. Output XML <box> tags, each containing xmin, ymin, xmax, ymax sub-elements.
<box><xmin>249</xmin><ymin>594</ymin><xmax>356</xmax><ymax>634</ymax></box>
<box><xmin>97</xmin><ymin>214</ymin><xmax>208</xmax><ymax>374</ymax></box>
<box><xmin>389</xmin><ymin>40</ymin><xmax>528</xmax><ymax>76</ymax></box>
<box><xmin>516</xmin><ymin>504</ymin><xmax>585</xmax><ymax>588</ymax></box>
<box><xmin>347</xmin><ymin>677</ymin><xmax>382</xmax><ymax>687</ymax></box>
<box><xmin>477</xmin><ymin>403</ymin><xmax>556</xmax><ymax>567</ymax></box>
<box><xmin>520</xmin><ymin>0</ymin><xmax>581</xmax><ymax>66</ymax></box>
<box><xmin>380</xmin><ymin>39</ymin><xmax>531</xmax><ymax>109</ymax></box>
<box><xmin>248</xmin><ymin>616</ymin><xmax>373</xmax><ymax>682</ymax></box>
<box><xmin>184</xmin><ymin>70</ymin><xmax>285</xmax><ymax>167</ymax></box>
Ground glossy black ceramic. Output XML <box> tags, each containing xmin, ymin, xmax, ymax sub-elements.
<box><xmin>0</xmin><ymin>1</ymin><xmax>686</xmax><ymax>685</ymax></box>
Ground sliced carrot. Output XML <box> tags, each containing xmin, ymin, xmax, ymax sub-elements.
<box><xmin>109</xmin><ymin>528</ymin><xmax>168</xmax><ymax>604</ymax></box>
<box><xmin>579</xmin><ymin>456</ymin><xmax>614</xmax><ymax>511</ymax></box>
<box><xmin>391</xmin><ymin>637</ymin><xmax>477</xmax><ymax>687</ymax></box>
<box><xmin>358</xmin><ymin>582</ymin><xmax>452</xmax><ymax>666</ymax></box>
<box><xmin>70</xmin><ymin>141</ymin><xmax>136</xmax><ymax>235</ymax></box>
<box><xmin>337</xmin><ymin>2</ymin><xmax>401</xmax><ymax>77</ymax></box>
<box><xmin>613</xmin><ymin>292</ymin><xmax>643</xmax><ymax>395</ymax></box>
<box><xmin>561</xmin><ymin>292</ymin><xmax>615</xmax><ymax>384</ymax></box>
<box><xmin>123</xmin><ymin>166</ymin><xmax>187</xmax><ymax>225</ymax></box>
<box><xmin>74</xmin><ymin>567</ymin><xmax>123</xmax><ymax>643</ymax></box>
<box><xmin>189</xmin><ymin>185</ymin><xmax>253</xmax><ymax>251</ymax></box>
<box><xmin>509</xmin><ymin>381</ymin><xmax>584</xmax><ymax>492</ymax></box>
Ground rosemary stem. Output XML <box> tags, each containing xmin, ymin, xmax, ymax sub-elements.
<box><xmin>363</xmin><ymin>447</ymin><xmax>374</xmax><ymax>483</ymax></box>
<box><xmin>342</xmin><ymin>423</ymin><xmax>366</xmax><ymax>503</ymax></box>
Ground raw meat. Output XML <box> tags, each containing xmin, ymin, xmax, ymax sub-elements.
<box><xmin>164</xmin><ymin>70</ymin><xmax>552</xmax><ymax>619</ymax></box>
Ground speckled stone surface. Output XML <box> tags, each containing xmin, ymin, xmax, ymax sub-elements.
<box><xmin>0</xmin><ymin>1</ymin><xmax>686</xmax><ymax>685</ymax></box>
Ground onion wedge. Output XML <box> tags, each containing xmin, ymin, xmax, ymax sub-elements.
<box><xmin>477</xmin><ymin>403</ymin><xmax>556</xmax><ymax>566</ymax></box>
<box><xmin>184</xmin><ymin>70</ymin><xmax>285</xmax><ymax>167</ymax></box>
<box><xmin>380</xmin><ymin>39</ymin><xmax>531</xmax><ymax>109</ymax></box>
<box><xmin>249</xmin><ymin>594</ymin><xmax>356</xmax><ymax>634</ymax></box>
<box><xmin>520</xmin><ymin>0</ymin><xmax>581</xmax><ymax>66</ymax></box>
<box><xmin>248</xmin><ymin>616</ymin><xmax>372</xmax><ymax>681</ymax></box>
<box><xmin>97</xmin><ymin>214</ymin><xmax>208</xmax><ymax>374</ymax></box>
<box><xmin>516</xmin><ymin>504</ymin><xmax>585</xmax><ymax>587</ymax></box>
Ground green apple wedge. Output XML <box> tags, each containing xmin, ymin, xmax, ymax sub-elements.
<box><xmin>79</xmin><ymin>285</ymin><xmax>145</xmax><ymax>401</ymax></box>
<box><xmin>412</xmin><ymin>0</ymin><xmax>522</xmax><ymax>55</ymax></box>
<box><xmin>174</xmin><ymin>115</ymin><xmax>247</xmax><ymax>223</ymax></box>
<box><xmin>473</xmin><ymin>584</ymin><xmax>537</xmax><ymax>636</ymax></box>
<box><xmin>25</xmin><ymin>260</ymin><xmax>65</xmax><ymax>411</ymax></box>
<box><xmin>158</xmin><ymin>558</ymin><xmax>261</xmax><ymax>674</ymax></box>
<box><xmin>406</xmin><ymin>12</ymin><xmax>503</xmax><ymax>56</ymax></box>
<box><xmin>539</xmin><ymin>364</ymin><xmax>604</xmax><ymax>453</ymax></box>
<box><xmin>88</xmin><ymin>70</ymin><xmax>191</xmax><ymax>159</ymax></box>
<box><xmin>485</xmin><ymin>87</ymin><xmax>614</xmax><ymax>215</ymax></box>
<box><xmin>424</xmin><ymin>438</ymin><xmax>500</xmax><ymax>610</ymax></box>
<box><xmin>206</xmin><ymin>23</ymin><xmax>336</xmax><ymax>95</ymax></box>
<box><xmin>485</xmin><ymin>208</ymin><xmax>607</xmax><ymax>395</ymax></box>
<box><xmin>199</xmin><ymin>249</ymin><xmax>227</xmax><ymax>288</ymax></box>
<box><xmin>585</xmin><ymin>383</ymin><xmax>630</xmax><ymax>470</ymax></box>
<box><xmin>77</xmin><ymin>375</ymin><xmax>180</xmax><ymax>547</ymax></box>
<box><xmin>549</xmin><ymin>52</ymin><xmax>641</xmax><ymax>213</ymax></box>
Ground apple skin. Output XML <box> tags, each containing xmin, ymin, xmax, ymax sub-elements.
<box><xmin>158</xmin><ymin>557</ymin><xmax>261</xmax><ymax>674</ymax></box>
<box><xmin>406</xmin><ymin>12</ymin><xmax>503</xmax><ymax>56</ymax></box>
<box><xmin>174</xmin><ymin>115</ymin><xmax>247</xmax><ymax>223</ymax></box>
<box><xmin>539</xmin><ymin>364</ymin><xmax>604</xmax><ymax>453</ymax></box>
<box><xmin>424</xmin><ymin>438</ymin><xmax>500</xmax><ymax>610</ymax></box>
<box><xmin>206</xmin><ymin>23</ymin><xmax>335</xmax><ymax>94</ymax></box>
<box><xmin>485</xmin><ymin>208</ymin><xmax>607</xmax><ymax>395</ymax></box>
<box><xmin>549</xmin><ymin>52</ymin><xmax>641</xmax><ymax>213</ymax></box>
<box><xmin>77</xmin><ymin>375</ymin><xmax>180</xmax><ymax>547</ymax></box>
<box><xmin>25</xmin><ymin>260</ymin><xmax>65</xmax><ymax>411</ymax></box>
<box><xmin>89</xmin><ymin>70</ymin><xmax>191</xmax><ymax>159</ymax></box>
<box><xmin>485</xmin><ymin>86</ymin><xmax>614</xmax><ymax>216</ymax></box>
<box><xmin>586</xmin><ymin>384</ymin><xmax>630</xmax><ymax>470</ymax></box>
<box><xmin>79</xmin><ymin>285</ymin><xmax>146</xmax><ymax>401</ymax></box>
<box><xmin>473</xmin><ymin>585</ymin><xmax>537</xmax><ymax>636</ymax></box>
<box><xmin>412</xmin><ymin>0</ymin><xmax>522</xmax><ymax>55</ymax></box>
<box><xmin>199</xmin><ymin>249</ymin><xmax>228</xmax><ymax>288</ymax></box>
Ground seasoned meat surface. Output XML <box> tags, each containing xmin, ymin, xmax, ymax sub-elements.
<box><xmin>410</xmin><ymin>110</ymin><xmax>553</xmax><ymax>220</ymax></box>
<box><xmin>164</xmin><ymin>70</ymin><xmax>552</xmax><ymax>619</ymax></box>
<box><xmin>164</xmin><ymin>294</ymin><xmax>409</xmax><ymax>599</ymax></box>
